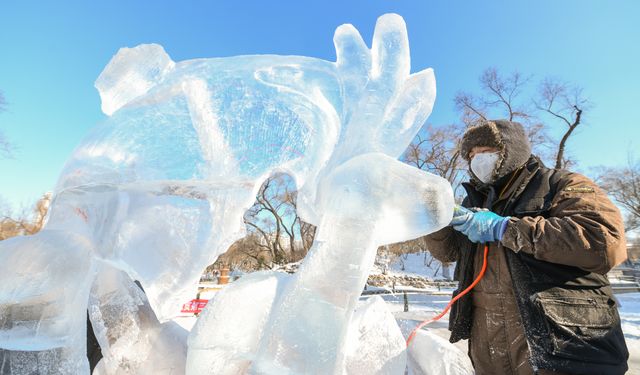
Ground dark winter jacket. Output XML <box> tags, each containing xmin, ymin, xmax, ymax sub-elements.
<box><xmin>425</xmin><ymin>156</ymin><xmax>629</xmax><ymax>375</ymax></box>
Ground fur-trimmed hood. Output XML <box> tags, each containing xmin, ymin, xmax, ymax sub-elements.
<box><xmin>460</xmin><ymin>119</ymin><xmax>531</xmax><ymax>182</ymax></box>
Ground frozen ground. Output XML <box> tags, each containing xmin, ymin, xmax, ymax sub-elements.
<box><xmin>173</xmin><ymin>253</ymin><xmax>640</xmax><ymax>373</ymax></box>
<box><xmin>380</xmin><ymin>253</ymin><xmax>640</xmax><ymax>373</ymax></box>
<box><xmin>619</xmin><ymin>293</ymin><xmax>640</xmax><ymax>374</ymax></box>
<box><xmin>174</xmin><ymin>291</ymin><xmax>640</xmax><ymax>373</ymax></box>
<box><xmin>386</xmin><ymin>252</ymin><xmax>451</xmax><ymax>279</ymax></box>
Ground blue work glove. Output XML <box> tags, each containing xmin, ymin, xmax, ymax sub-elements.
<box><xmin>450</xmin><ymin>205</ymin><xmax>510</xmax><ymax>243</ymax></box>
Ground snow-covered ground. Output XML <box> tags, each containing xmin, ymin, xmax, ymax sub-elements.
<box><xmin>174</xmin><ymin>291</ymin><xmax>640</xmax><ymax>373</ymax></box>
<box><xmin>376</xmin><ymin>291</ymin><xmax>640</xmax><ymax>374</ymax></box>
<box><xmin>619</xmin><ymin>293</ymin><xmax>640</xmax><ymax>374</ymax></box>
<box><xmin>374</xmin><ymin>252</ymin><xmax>453</xmax><ymax>281</ymax></box>
<box><xmin>377</xmin><ymin>253</ymin><xmax>640</xmax><ymax>373</ymax></box>
<box><xmin>173</xmin><ymin>253</ymin><xmax>640</xmax><ymax>373</ymax></box>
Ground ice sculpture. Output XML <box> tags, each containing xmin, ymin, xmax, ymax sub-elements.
<box><xmin>0</xmin><ymin>13</ymin><xmax>454</xmax><ymax>375</ymax></box>
<box><xmin>407</xmin><ymin>331</ymin><xmax>474</xmax><ymax>375</ymax></box>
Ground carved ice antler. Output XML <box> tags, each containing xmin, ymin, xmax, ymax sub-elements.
<box><xmin>296</xmin><ymin>14</ymin><xmax>437</xmax><ymax>223</ymax></box>
<box><xmin>331</xmin><ymin>14</ymin><xmax>435</xmax><ymax>161</ymax></box>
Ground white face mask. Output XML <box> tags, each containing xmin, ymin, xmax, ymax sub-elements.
<box><xmin>470</xmin><ymin>151</ymin><xmax>501</xmax><ymax>183</ymax></box>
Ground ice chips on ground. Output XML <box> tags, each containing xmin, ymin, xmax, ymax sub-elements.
<box><xmin>344</xmin><ymin>296</ymin><xmax>407</xmax><ymax>375</ymax></box>
<box><xmin>407</xmin><ymin>330</ymin><xmax>474</xmax><ymax>375</ymax></box>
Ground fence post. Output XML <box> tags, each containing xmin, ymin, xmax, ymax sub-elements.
<box><xmin>403</xmin><ymin>291</ymin><xmax>409</xmax><ymax>312</ymax></box>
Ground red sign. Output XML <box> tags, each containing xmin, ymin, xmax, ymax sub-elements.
<box><xmin>181</xmin><ymin>299</ymin><xmax>209</xmax><ymax>314</ymax></box>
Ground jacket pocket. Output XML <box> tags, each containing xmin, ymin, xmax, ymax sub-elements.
<box><xmin>534</xmin><ymin>295</ymin><xmax>627</xmax><ymax>365</ymax></box>
<box><xmin>512</xmin><ymin>197</ymin><xmax>549</xmax><ymax>217</ymax></box>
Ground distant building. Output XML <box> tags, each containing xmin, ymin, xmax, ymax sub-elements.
<box><xmin>626</xmin><ymin>240</ymin><xmax>640</xmax><ymax>265</ymax></box>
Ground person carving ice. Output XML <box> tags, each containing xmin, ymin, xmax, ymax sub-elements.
<box><xmin>424</xmin><ymin>119</ymin><xmax>629</xmax><ymax>375</ymax></box>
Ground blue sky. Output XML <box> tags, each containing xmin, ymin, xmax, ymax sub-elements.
<box><xmin>1</xmin><ymin>0</ymin><xmax>638</xmax><ymax>210</ymax></box>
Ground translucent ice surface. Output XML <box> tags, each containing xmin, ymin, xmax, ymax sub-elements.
<box><xmin>88</xmin><ymin>265</ymin><xmax>188</xmax><ymax>374</ymax></box>
<box><xmin>0</xmin><ymin>13</ymin><xmax>453</xmax><ymax>375</ymax></box>
<box><xmin>248</xmin><ymin>154</ymin><xmax>452</xmax><ymax>374</ymax></box>
<box><xmin>344</xmin><ymin>296</ymin><xmax>407</xmax><ymax>375</ymax></box>
<box><xmin>407</xmin><ymin>330</ymin><xmax>474</xmax><ymax>375</ymax></box>
<box><xmin>186</xmin><ymin>14</ymin><xmax>452</xmax><ymax>375</ymax></box>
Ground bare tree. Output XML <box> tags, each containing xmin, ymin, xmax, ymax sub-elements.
<box><xmin>455</xmin><ymin>68</ymin><xmax>533</xmax><ymax>125</ymax></box>
<box><xmin>207</xmin><ymin>174</ymin><xmax>317</xmax><ymax>273</ymax></box>
<box><xmin>454</xmin><ymin>68</ymin><xmax>550</xmax><ymax>152</ymax></box>
<box><xmin>286</xmin><ymin>189</ymin><xmax>317</xmax><ymax>254</ymax></box>
<box><xmin>0</xmin><ymin>193</ymin><xmax>51</xmax><ymax>241</ymax></box>
<box><xmin>243</xmin><ymin>174</ymin><xmax>315</xmax><ymax>268</ymax></box>
<box><xmin>404</xmin><ymin>124</ymin><xmax>465</xmax><ymax>182</ymax></box>
<box><xmin>454</xmin><ymin>68</ymin><xmax>589</xmax><ymax>169</ymax></box>
<box><xmin>213</xmin><ymin>234</ymin><xmax>272</xmax><ymax>271</ymax></box>
<box><xmin>0</xmin><ymin>91</ymin><xmax>6</xmax><ymax>115</ymax></box>
<box><xmin>535</xmin><ymin>78</ymin><xmax>589</xmax><ymax>169</ymax></box>
<box><xmin>381</xmin><ymin>236</ymin><xmax>450</xmax><ymax>278</ymax></box>
<box><xmin>243</xmin><ymin>176</ymin><xmax>288</xmax><ymax>266</ymax></box>
<box><xmin>0</xmin><ymin>90</ymin><xmax>12</xmax><ymax>158</ymax></box>
<box><xmin>598</xmin><ymin>157</ymin><xmax>640</xmax><ymax>231</ymax></box>
<box><xmin>299</xmin><ymin>219</ymin><xmax>317</xmax><ymax>254</ymax></box>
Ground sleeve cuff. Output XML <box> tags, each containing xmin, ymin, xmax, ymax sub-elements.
<box><xmin>500</xmin><ymin>217</ymin><xmax>529</xmax><ymax>253</ymax></box>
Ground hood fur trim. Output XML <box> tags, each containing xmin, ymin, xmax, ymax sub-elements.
<box><xmin>460</xmin><ymin>119</ymin><xmax>532</xmax><ymax>181</ymax></box>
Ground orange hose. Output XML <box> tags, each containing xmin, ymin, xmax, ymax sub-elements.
<box><xmin>406</xmin><ymin>244</ymin><xmax>489</xmax><ymax>346</ymax></box>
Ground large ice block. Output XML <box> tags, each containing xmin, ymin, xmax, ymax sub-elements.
<box><xmin>88</xmin><ymin>265</ymin><xmax>188</xmax><ymax>374</ymax></box>
<box><xmin>0</xmin><ymin>230</ymin><xmax>95</xmax><ymax>374</ymax></box>
<box><xmin>344</xmin><ymin>296</ymin><xmax>407</xmax><ymax>375</ymax></box>
<box><xmin>407</xmin><ymin>330</ymin><xmax>474</xmax><ymax>375</ymax></box>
